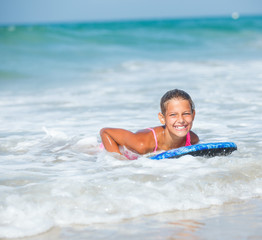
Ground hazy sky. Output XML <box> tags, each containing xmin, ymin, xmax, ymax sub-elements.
<box><xmin>0</xmin><ymin>0</ymin><xmax>261</xmax><ymax>25</ymax></box>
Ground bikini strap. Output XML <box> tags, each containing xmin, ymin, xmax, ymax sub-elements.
<box><xmin>147</xmin><ymin>128</ymin><xmax>158</xmax><ymax>152</ymax></box>
<box><xmin>185</xmin><ymin>132</ymin><xmax>191</xmax><ymax>146</ymax></box>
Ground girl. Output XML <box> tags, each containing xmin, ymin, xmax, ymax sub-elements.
<box><xmin>100</xmin><ymin>89</ymin><xmax>199</xmax><ymax>159</ymax></box>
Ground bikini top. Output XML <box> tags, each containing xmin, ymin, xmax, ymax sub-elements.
<box><xmin>147</xmin><ymin>128</ymin><xmax>191</xmax><ymax>153</ymax></box>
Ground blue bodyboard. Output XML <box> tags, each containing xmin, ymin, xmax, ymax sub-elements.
<box><xmin>150</xmin><ymin>142</ymin><xmax>237</xmax><ymax>160</ymax></box>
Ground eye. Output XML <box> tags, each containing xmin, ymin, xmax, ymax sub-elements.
<box><xmin>183</xmin><ymin>112</ymin><xmax>191</xmax><ymax>116</ymax></box>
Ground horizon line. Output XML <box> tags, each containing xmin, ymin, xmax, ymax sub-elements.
<box><xmin>1</xmin><ymin>13</ymin><xmax>261</xmax><ymax>27</ymax></box>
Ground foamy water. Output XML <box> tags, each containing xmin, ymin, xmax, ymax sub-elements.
<box><xmin>1</xmin><ymin>16</ymin><xmax>262</xmax><ymax>238</ymax></box>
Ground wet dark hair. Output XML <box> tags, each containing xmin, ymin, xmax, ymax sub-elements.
<box><xmin>160</xmin><ymin>89</ymin><xmax>195</xmax><ymax>115</ymax></box>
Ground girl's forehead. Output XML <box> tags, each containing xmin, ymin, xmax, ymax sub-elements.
<box><xmin>166</xmin><ymin>98</ymin><xmax>191</xmax><ymax>110</ymax></box>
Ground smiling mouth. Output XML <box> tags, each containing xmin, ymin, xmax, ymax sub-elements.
<box><xmin>174</xmin><ymin>125</ymin><xmax>187</xmax><ymax>130</ymax></box>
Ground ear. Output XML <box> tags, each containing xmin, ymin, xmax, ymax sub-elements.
<box><xmin>158</xmin><ymin>112</ymin><xmax>166</xmax><ymax>125</ymax></box>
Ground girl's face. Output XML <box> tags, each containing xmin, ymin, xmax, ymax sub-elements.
<box><xmin>159</xmin><ymin>98</ymin><xmax>195</xmax><ymax>138</ymax></box>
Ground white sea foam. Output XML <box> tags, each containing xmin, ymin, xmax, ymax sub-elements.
<box><xmin>1</xmin><ymin>148</ymin><xmax>261</xmax><ymax>238</ymax></box>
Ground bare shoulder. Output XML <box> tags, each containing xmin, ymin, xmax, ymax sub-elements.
<box><xmin>134</xmin><ymin>126</ymin><xmax>163</xmax><ymax>153</ymax></box>
<box><xmin>136</xmin><ymin>126</ymin><xmax>163</xmax><ymax>133</ymax></box>
<box><xmin>190</xmin><ymin>131</ymin><xmax>199</xmax><ymax>145</ymax></box>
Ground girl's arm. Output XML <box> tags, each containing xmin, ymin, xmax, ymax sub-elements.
<box><xmin>100</xmin><ymin>128</ymin><xmax>148</xmax><ymax>154</ymax></box>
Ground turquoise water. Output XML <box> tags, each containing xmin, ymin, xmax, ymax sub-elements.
<box><xmin>1</xmin><ymin>16</ymin><xmax>262</xmax><ymax>90</ymax></box>
<box><xmin>0</xmin><ymin>16</ymin><xmax>262</xmax><ymax>239</ymax></box>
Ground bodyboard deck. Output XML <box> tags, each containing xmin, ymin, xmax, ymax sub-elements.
<box><xmin>150</xmin><ymin>142</ymin><xmax>237</xmax><ymax>160</ymax></box>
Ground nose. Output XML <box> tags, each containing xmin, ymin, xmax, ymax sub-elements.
<box><xmin>177</xmin><ymin>114</ymin><xmax>185</xmax><ymax>123</ymax></box>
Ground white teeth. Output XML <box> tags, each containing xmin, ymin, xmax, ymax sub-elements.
<box><xmin>175</xmin><ymin>126</ymin><xmax>185</xmax><ymax>129</ymax></box>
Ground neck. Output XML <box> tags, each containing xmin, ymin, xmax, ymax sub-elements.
<box><xmin>161</xmin><ymin>126</ymin><xmax>187</xmax><ymax>150</ymax></box>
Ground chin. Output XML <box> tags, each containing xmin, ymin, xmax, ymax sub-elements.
<box><xmin>173</xmin><ymin>130</ymin><xmax>188</xmax><ymax>137</ymax></box>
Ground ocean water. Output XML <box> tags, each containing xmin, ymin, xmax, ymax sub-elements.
<box><xmin>0</xmin><ymin>16</ymin><xmax>262</xmax><ymax>239</ymax></box>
